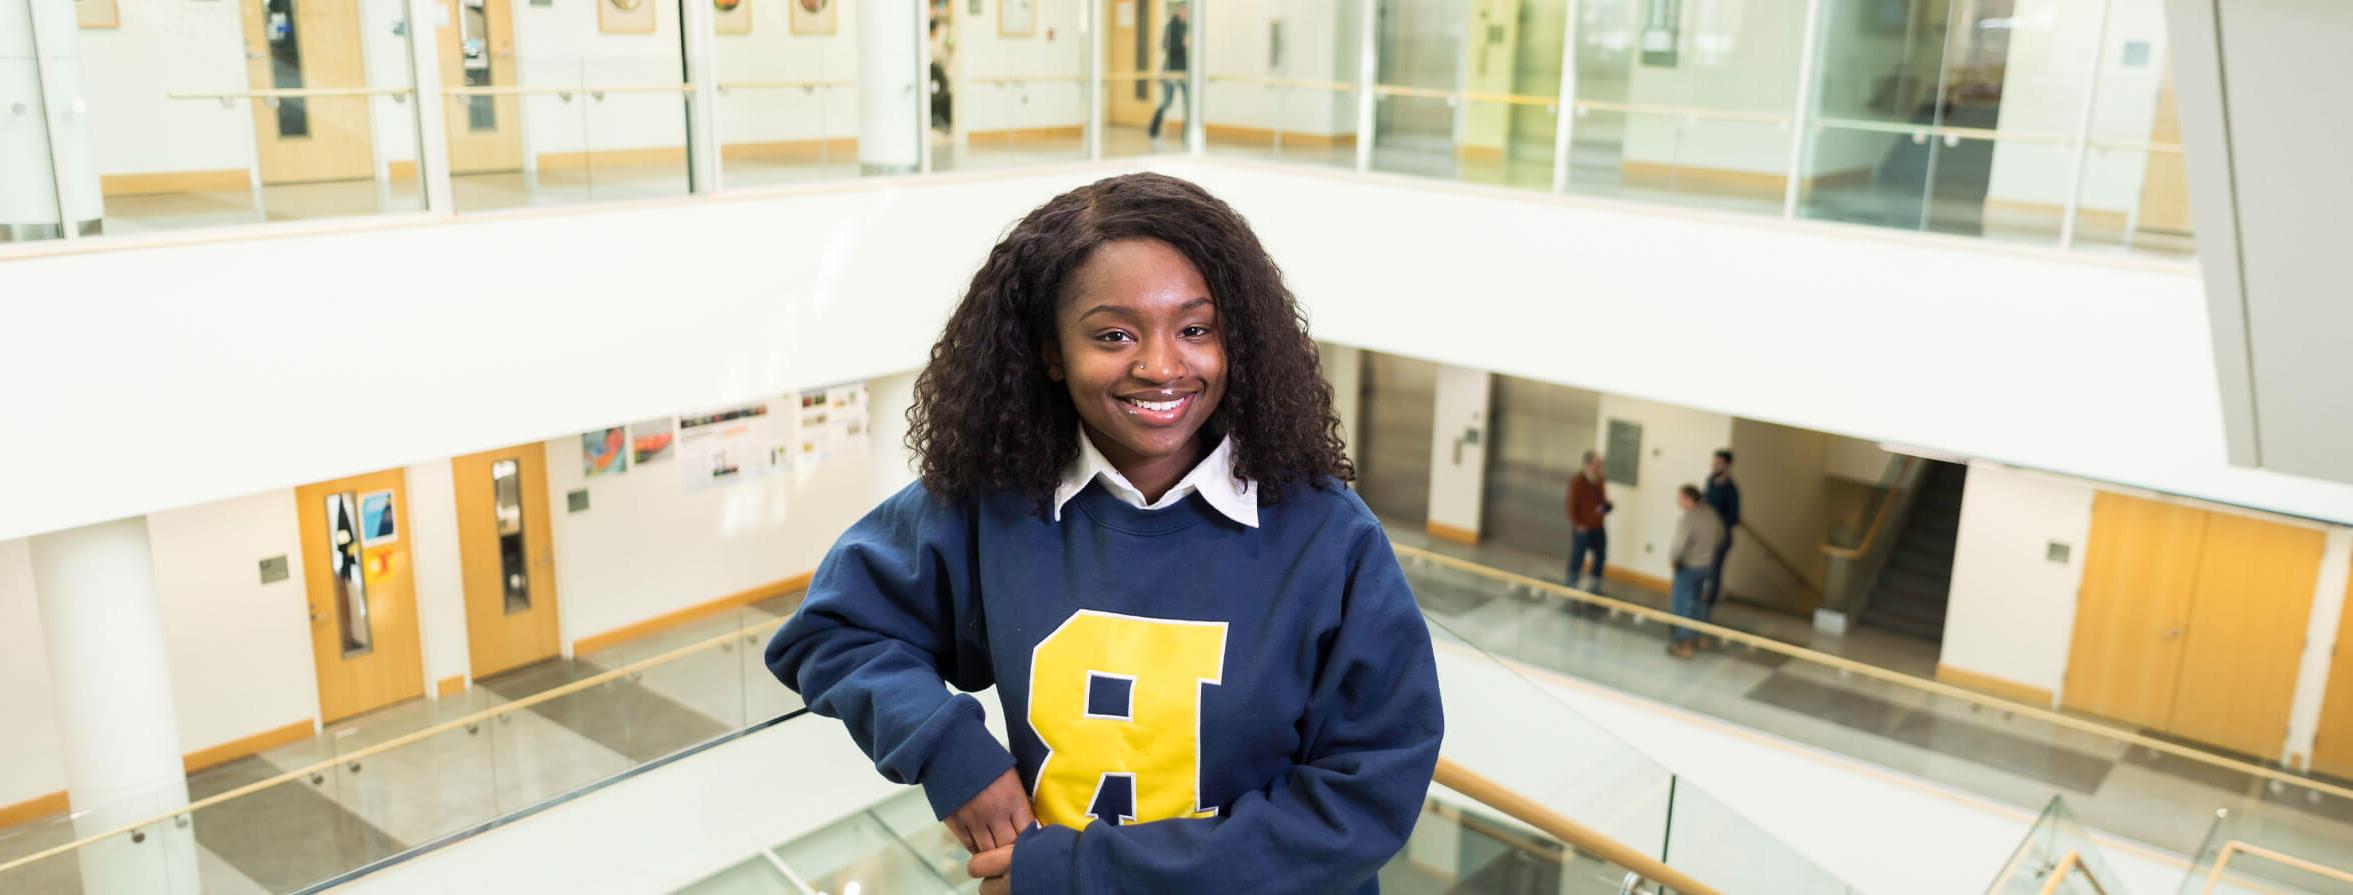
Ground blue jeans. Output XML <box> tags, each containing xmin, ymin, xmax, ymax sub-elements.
<box><xmin>1671</xmin><ymin>566</ymin><xmax>1712</xmax><ymax>644</ymax></box>
<box><xmin>1568</xmin><ymin>528</ymin><xmax>1606</xmax><ymax>587</ymax></box>
<box><xmin>1702</xmin><ymin>537</ymin><xmax>1732</xmax><ymax>607</ymax></box>
<box><xmin>1148</xmin><ymin>76</ymin><xmax>1188</xmax><ymax>139</ymax></box>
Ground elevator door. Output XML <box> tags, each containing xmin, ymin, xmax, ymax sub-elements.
<box><xmin>296</xmin><ymin>468</ymin><xmax>426</xmax><ymax>722</ymax></box>
<box><xmin>1481</xmin><ymin>375</ymin><xmax>1599</xmax><ymax>558</ymax></box>
<box><xmin>453</xmin><ymin>443</ymin><xmax>562</xmax><ymax>677</ymax></box>
<box><xmin>240</xmin><ymin>0</ymin><xmax>375</xmax><ymax>183</ymax></box>
<box><xmin>1356</xmin><ymin>352</ymin><xmax>1436</xmax><ymax>526</ymax></box>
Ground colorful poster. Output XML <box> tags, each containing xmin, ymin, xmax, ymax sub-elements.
<box><xmin>630</xmin><ymin>417</ymin><xmax>677</xmax><ymax>465</ymax></box>
<box><xmin>359</xmin><ymin>490</ymin><xmax>398</xmax><ymax>544</ymax></box>
<box><xmin>792</xmin><ymin>381</ymin><xmax>870</xmax><ymax>477</ymax></box>
<box><xmin>679</xmin><ymin>403</ymin><xmax>772</xmax><ymax>492</ymax></box>
<box><xmin>583</xmin><ymin>427</ymin><xmax>630</xmax><ymax>478</ymax></box>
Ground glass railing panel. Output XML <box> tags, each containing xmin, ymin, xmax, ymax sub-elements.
<box><xmin>1665</xmin><ymin>781</ymin><xmax>1857</xmax><ymax>893</ymax></box>
<box><xmin>1367</xmin><ymin>93</ymin><xmax>1459</xmax><ymax>181</ymax></box>
<box><xmin>709</xmin><ymin>0</ymin><xmax>860</xmax><ymax>190</ymax></box>
<box><xmin>2071</xmin><ymin>142</ymin><xmax>2193</xmax><ymax>259</ymax></box>
<box><xmin>0</xmin><ymin>786</ymin><xmax>189</xmax><ymax>895</ymax></box>
<box><xmin>1591</xmin><ymin>108</ymin><xmax>1788</xmax><ymax>216</ymax></box>
<box><xmin>1986</xmin><ymin>797</ymin><xmax>2123</xmax><ymax>895</ymax></box>
<box><xmin>769</xmin><ymin>808</ymin><xmax>963</xmax><ymax>894</ymax></box>
<box><xmin>577</xmin><ymin>72</ymin><xmax>694</xmax><ymax>204</ymax></box>
<box><xmin>1396</xmin><ymin>543</ymin><xmax>2353</xmax><ymax>863</ymax></box>
<box><xmin>2178</xmin><ymin>807</ymin><xmax>2353</xmax><ymax>895</ymax></box>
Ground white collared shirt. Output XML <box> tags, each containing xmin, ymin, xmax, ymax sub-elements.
<box><xmin>1052</xmin><ymin>431</ymin><xmax>1259</xmax><ymax>528</ymax></box>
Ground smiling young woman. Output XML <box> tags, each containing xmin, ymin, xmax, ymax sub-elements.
<box><xmin>766</xmin><ymin>173</ymin><xmax>1443</xmax><ymax>894</ymax></box>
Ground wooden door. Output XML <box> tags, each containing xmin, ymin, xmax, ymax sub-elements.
<box><xmin>2135</xmin><ymin>71</ymin><xmax>2191</xmax><ymax>234</ymax></box>
<box><xmin>1105</xmin><ymin>0</ymin><xmax>1157</xmax><ymax>127</ymax></box>
<box><xmin>240</xmin><ymin>0</ymin><xmax>375</xmax><ymax>183</ymax></box>
<box><xmin>2063</xmin><ymin>492</ymin><xmax>2207</xmax><ymax>729</ymax></box>
<box><xmin>296</xmin><ymin>469</ymin><xmax>426</xmax><ymax>722</ymax></box>
<box><xmin>452</xmin><ymin>443</ymin><xmax>562</xmax><ymax>677</ymax></box>
<box><xmin>2313</xmin><ymin>575</ymin><xmax>2353</xmax><ymax>777</ymax></box>
<box><xmin>439</xmin><ymin>0</ymin><xmax>525</xmax><ymax>173</ymax></box>
<box><xmin>2168</xmin><ymin>511</ymin><xmax>2324</xmax><ymax>758</ymax></box>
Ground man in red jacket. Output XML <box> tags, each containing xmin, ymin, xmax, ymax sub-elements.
<box><xmin>1566</xmin><ymin>450</ymin><xmax>1611</xmax><ymax>593</ymax></box>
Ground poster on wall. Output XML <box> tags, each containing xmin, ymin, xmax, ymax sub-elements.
<box><xmin>76</xmin><ymin>0</ymin><xmax>118</xmax><ymax>29</ymax></box>
<box><xmin>583</xmin><ymin>427</ymin><xmax>631</xmax><ymax>477</ymax></box>
<box><xmin>714</xmin><ymin>0</ymin><xmax>751</xmax><ymax>35</ymax></box>
<box><xmin>678</xmin><ymin>403</ymin><xmax>774</xmax><ymax>491</ymax></box>
<box><xmin>630</xmin><ymin>418</ymin><xmax>678</xmax><ymax>465</ymax></box>
<box><xmin>790</xmin><ymin>0</ymin><xmax>836</xmax><ymax>35</ymax></box>
<box><xmin>791</xmin><ymin>382</ymin><xmax>870</xmax><ymax>476</ymax></box>
<box><xmin>998</xmin><ymin>0</ymin><xmax>1033</xmax><ymax>35</ymax></box>
<box><xmin>599</xmin><ymin>0</ymin><xmax>656</xmax><ymax>35</ymax></box>
<box><xmin>359</xmin><ymin>490</ymin><xmax>399</xmax><ymax>544</ymax></box>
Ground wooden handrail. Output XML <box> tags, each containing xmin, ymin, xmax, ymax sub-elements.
<box><xmin>1390</xmin><ymin>543</ymin><xmax>2353</xmax><ymax>808</ymax></box>
<box><xmin>1820</xmin><ymin>455</ymin><xmax>1925</xmax><ymax>560</ymax></box>
<box><xmin>2200</xmin><ymin>840</ymin><xmax>2353</xmax><ymax>893</ymax></box>
<box><xmin>1433</xmin><ymin>757</ymin><xmax>1721</xmax><ymax>895</ymax></box>
<box><xmin>1735</xmin><ymin>521</ymin><xmax>1824</xmax><ymax>598</ymax></box>
<box><xmin>1204</xmin><ymin>73</ymin><xmax>1357</xmax><ymax>92</ymax></box>
<box><xmin>168</xmin><ymin>87</ymin><xmax>414</xmax><ymax>100</ymax></box>
<box><xmin>0</xmin><ymin>615</ymin><xmax>788</xmax><ymax>878</ymax></box>
<box><xmin>715</xmin><ymin>79</ymin><xmax>855</xmax><ymax>93</ymax></box>
<box><xmin>1812</xmin><ymin>115</ymin><xmax>2076</xmax><ymax>146</ymax></box>
<box><xmin>2034</xmin><ymin>850</ymin><xmax>2109</xmax><ymax>895</ymax></box>
<box><xmin>443</xmin><ymin>83</ymin><xmax>693</xmax><ymax>97</ymax></box>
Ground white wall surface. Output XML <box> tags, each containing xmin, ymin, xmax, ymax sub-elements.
<box><xmin>1591</xmin><ymin>393</ymin><xmax>1731</xmax><ymax>583</ymax></box>
<box><xmin>1622</xmin><ymin>0</ymin><xmax>1805</xmax><ymax>175</ymax></box>
<box><xmin>1200</xmin><ymin>0</ymin><xmax>1356</xmax><ymax>136</ymax></box>
<box><xmin>1320</xmin><ymin>341</ymin><xmax>1365</xmax><ymax>469</ymax></box>
<box><xmin>511</xmin><ymin>0</ymin><xmax>688</xmax><ymax>157</ymax></box>
<box><xmin>1726</xmin><ymin>417</ymin><xmax>1829</xmax><ymax>608</ymax></box>
<box><xmin>1985</xmin><ymin>0</ymin><xmax>2168</xmax><ymax>215</ymax></box>
<box><xmin>143</xmin><ymin>491</ymin><xmax>320</xmax><ymax>753</ymax></box>
<box><xmin>865</xmin><ymin>370</ymin><xmax>921</xmax><ymax>502</ymax></box>
<box><xmin>952</xmin><ymin>0</ymin><xmax>1086</xmax><ymax>134</ymax></box>
<box><xmin>543</xmin><ymin>380</ymin><xmax>914</xmax><ymax>646</ymax></box>
<box><xmin>0</xmin><ymin>539</ymin><xmax>70</xmax><ymax>810</ymax></box>
<box><xmin>1938</xmin><ymin>463</ymin><xmax>2095</xmax><ymax>699</ymax></box>
<box><xmin>0</xmin><ymin>161</ymin><xmax>1134</xmax><ymax>544</ymax></box>
<box><xmin>75</xmin><ymin>0</ymin><xmax>252</xmax><ymax>176</ymax></box>
<box><xmin>1169</xmin><ymin>160</ymin><xmax>2353</xmax><ymax>528</ymax></box>
<box><xmin>1824</xmin><ymin>435</ymin><xmax>1893</xmax><ymax>484</ymax></box>
<box><xmin>1424</xmin><ymin>364</ymin><xmax>1491</xmax><ymax>536</ymax></box>
<box><xmin>404</xmin><ymin>459</ymin><xmax>472</xmax><ymax>689</ymax></box>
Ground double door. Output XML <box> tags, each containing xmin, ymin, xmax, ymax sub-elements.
<box><xmin>2064</xmin><ymin>493</ymin><xmax>2324</xmax><ymax>758</ymax></box>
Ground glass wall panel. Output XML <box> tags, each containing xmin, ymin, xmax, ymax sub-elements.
<box><xmin>2073</xmin><ymin>0</ymin><xmax>2191</xmax><ymax>258</ymax></box>
<box><xmin>1370</xmin><ymin>0</ymin><xmax>1560</xmax><ymax>190</ymax></box>
<box><xmin>1566</xmin><ymin>0</ymin><xmax>1801</xmax><ymax>214</ymax></box>
<box><xmin>935</xmin><ymin>0</ymin><xmax>1087</xmax><ymax>172</ymax></box>
<box><xmin>710</xmin><ymin>0</ymin><xmax>860</xmax><ymax>188</ymax></box>
<box><xmin>1198</xmin><ymin>0</ymin><xmax>1361</xmax><ymax>171</ymax></box>
<box><xmin>1099</xmin><ymin>0</ymin><xmax>1186</xmax><ymax>159</ymax></box>
<box><xmin>446</xmin><ymin>0</ymin><xmax>692</xmax><ymax>213</ymax></box>
<box><xmin>8</xmin><ymin>0</ymin><xmax>427</xmax><ymax>236</ymax></box>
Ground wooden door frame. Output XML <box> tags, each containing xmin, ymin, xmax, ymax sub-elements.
<box><xmin>452</xmin><ymin>443</ymin><xmax>563</xmax><ymax>678</ymax></box>
<box><xmin>295</xmin><ymin>468</ymin><xmax>426</xmax><ymax>723</ymax></box>
<box><xmin>238</xmin><ymin>0</ymin><xmax>377</xmax><ymax>184</ymax></box>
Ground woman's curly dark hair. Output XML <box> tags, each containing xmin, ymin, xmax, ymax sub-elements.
<box><xmin>908</xmin><ymin>172</ymin><xmax>1352</xmax><ymax>511</ymax></box>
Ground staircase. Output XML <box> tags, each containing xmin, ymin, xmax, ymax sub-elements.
<box><xmin>1861</xmin><ymin>461</ymin><xmax>1966</xmax><ymax>640</ymax></box>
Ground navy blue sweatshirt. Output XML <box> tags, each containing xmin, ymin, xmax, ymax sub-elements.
<box><xmin>767</xmin><ymin>478</ymin><xmax>1443</xmax><ymax>894</ymax></box>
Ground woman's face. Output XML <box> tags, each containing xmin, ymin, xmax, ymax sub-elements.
<box><xmin>1048</xmin><ymin>238</ymin><xmax>1227</xmax><ymax>480</ymax></box>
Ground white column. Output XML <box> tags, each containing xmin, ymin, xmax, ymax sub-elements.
<box><xmin>4</xmin><ymin>0</ymin><xmax>104</xmax><ymax>239</ymax></box>
<box><xmin>28</xmin><ymin>517</ymin><xmax>195</xmax><ymax>894</ymax></box>
<box><xmin>857</xmin><ymin>0</ymin><xmax>921</xmax><ymax>175</ymax></box>
<box><xmin>678</xmin><ymin>0</ymin><xmax>722</xmax><ymax>192</ymax></box>
<box><xmin>1425</xmin><ymin>365</ymin><xmax>1492</xmax><ymax>541</ymax></box>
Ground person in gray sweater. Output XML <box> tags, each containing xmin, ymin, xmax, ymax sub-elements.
<box><xmin>1668</xmin><ymin>483</ymin><xmax>1726</xmax><ymax>658</ymax></box>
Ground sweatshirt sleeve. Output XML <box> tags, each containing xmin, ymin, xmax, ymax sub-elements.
<box><xmin>1007</xmin><ymin>520</ymin><xmax>1445</xmax><ymax>894</ymax></box>
<box><xmin>764</xmin><ymin>485</ymin><xmax>1013</xmax><ymax>820</ymax></box>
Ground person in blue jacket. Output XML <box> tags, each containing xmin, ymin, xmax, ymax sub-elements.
<box><xmin>766</xmin><ymin>172</ymin><xmax>1443</xmax><ymax>894</ymax></box>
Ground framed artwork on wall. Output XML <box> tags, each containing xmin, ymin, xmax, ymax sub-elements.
<box><xmin>76</xmin><ymin>0</ymin><xmax>119</xmax><ymax>29</ymax></box>
<box><xmin>790</xmin><ymin>0</ymin><xmax>836</xmax><ymax>35</ymax></box>
<box><xmin>999</xmin><ymin>0</ymin><xmax>1034</xmax><ymax>35</ymax></box>
<box><xmin>599</xmin><ymin>0</ymin><xmax>656</xmax><ymax>35</ymax></box>
<box><xmin>714</xmin><ymin>0</ymin><xmax>750</xmax><ymax>34</ymax></box>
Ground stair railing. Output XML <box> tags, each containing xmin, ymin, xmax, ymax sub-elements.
<box><xmin>1815</xmin><ymin>455</ymin><xmax>1929</xmax><ymax>633</ymax></box>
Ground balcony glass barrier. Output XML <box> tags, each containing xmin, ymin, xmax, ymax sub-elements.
<box><xmin>2178</xmin><ymin>807</ymin><xmax>2353</xmax><ymax>895</ymax></box>
<box><xmin>5</xmin><ymin>0</ymin><xmax>2198</xmax><ymax>259</ymax></box>
<box><xmin>1985</xmin><ymin>796</ymin><xmax>2124</xmax><ymax>895</ymax></box>
<box><xmin>0</xmin><ymin>607</ymin><xmax>794</xmax><ymax>894</ymax></box>
<box><xmin>1391</xmin><ymin>542</ymin><xmax>2353</xmax><ymax>867</ymax></box>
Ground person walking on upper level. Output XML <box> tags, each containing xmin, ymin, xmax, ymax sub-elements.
<box><xmin>1566</xmin><ymin>450</ymin><xmax>1611</xmax><ymax>593</ymax></box>
<box><xmin>1669</xmin><ymin>483</ymin><xmax>1726</xmax><ymax>659</ymax></box>
<box><xmin>1148</xmin><ymin>3</ymin><xmax>1191</xmax><ymax>147</ymax></box>
<box><xmin>1701</xmin><ymin>449</ymin><xmax>1740</xmax><ymax>612</ymax></box>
